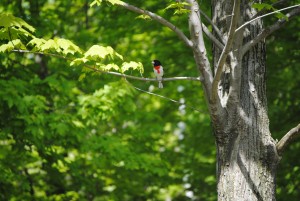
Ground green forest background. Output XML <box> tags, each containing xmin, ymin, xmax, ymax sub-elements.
<box><xmin>0</xmin><ymin>0</ymin><xmax>299</xmax><ymax>200</ymax></box>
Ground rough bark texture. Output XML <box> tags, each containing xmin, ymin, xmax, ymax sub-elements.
<box><xmin>211</xmin><ymin>1</ymin><xmax>280</xmax><ymax>200</ymax></box>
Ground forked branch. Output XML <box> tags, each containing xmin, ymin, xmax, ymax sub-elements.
<box><xmin>211</xmin><ymin>0</ymin><xmax>240</xmax><ymax>102</ymax></box>
<box><xmin>277</xmin><ymin>123</ymin><xmax>300</xmax><ymax>156</ymax></box>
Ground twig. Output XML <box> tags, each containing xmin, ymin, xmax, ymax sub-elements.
<box><xmin>211</xmin><ymin>0</ymin><xmax>240</xmax><ymax>102</ymax></box>
<box><xmin>236</xmin><ymin>4</ymin><xmax>300</xmax><ymax>33</ymax></box>
<box><xmin>125</xmin><ymin>80</ymin><xmax>205</xmax><ymax>113</ymax></box>
<box><xmin>201</xmin><ymin>23</ymin><xmax>224</xmax><ymax>50</ymax></box>
<box><xmin>249</xmin><ymin>0</ymin><xmax>288</xmax><ymax>22</ymax></box>
<box><xmin>277</xmin><ymin>123</ymin><xmax>300</xmax><ymax>156</ymax></box>
<box><xmin>117</xmin><ymin>1</ymin><xmax>193</xmax><ymax>48</ymax></box>
<box><xmin>199</xmin><ymin>9</ymin><xmax>225</xmax><ymax>44</ymax></box>
<box><xmin>12</xmin><ymin>49</ymin><xmax>201</xmax><ymax>82</ymax></box>
<box><xmin>242</xmin><ymin>6</ymin><xmax>300</xmax><ymax>55</ymax></box>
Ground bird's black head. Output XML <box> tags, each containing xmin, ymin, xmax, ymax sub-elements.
<box><xmin>152</xmin><ymin>60</ymin><xmax>162</xmax><ymax>66</ymax></box>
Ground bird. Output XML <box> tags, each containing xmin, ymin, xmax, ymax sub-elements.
<box><xmin>152</xmin><ymin>60</ymin><xmax>164</xmax><ymax>88</ymax></box>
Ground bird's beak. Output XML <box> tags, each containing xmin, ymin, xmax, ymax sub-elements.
<box><xmin>151</xmin><ymin>61</ymin><xmax>154</xmax><ymax>65</ymax></box>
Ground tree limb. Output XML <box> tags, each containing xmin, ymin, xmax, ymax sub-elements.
<box><xmin>211</xmin><ymin>0</ymin><xmax>240</xmax><ymax>102</ymax></box>
<box><xmin>12</xmin><ymin>49</ymin><xmax>201</xmax><ymax>82</ymax></box>
<box><xmin>86</xmin><ymin>67</ymin><xmax>201</xmax><ymax>82</ymax></box>
<box><xmin>201</xmin><ymin>23</ymin><xmax>224</xmax><ymax>50</ymax></box>
<box><xmin>277</xmin><ymin>123</ymin><xmax>300</xmax><ymax>156</ymax></box>
<box><xmin>241</xmin><ymin>5</ymin><xmax>300</xmax><ymax>55</ymax></box>
<box><xmin>117</xmin><ymin>1</ymin><xmax>193</xmax><ymax>48</ymax></box>
<box><xmin>186</xmin><ymin>0</ymin><xmax>213</xmax><ymax>98</ymax></box>
<box><xmin>199</xmin><ymin>9</ymin><xmax>225</xmax><ymax>44</ymax></box>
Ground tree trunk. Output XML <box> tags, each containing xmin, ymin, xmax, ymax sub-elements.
<box><xmin>211</xmin><ymin>1</ymin><xmax>280</xmax><ymax>200</ymax></box>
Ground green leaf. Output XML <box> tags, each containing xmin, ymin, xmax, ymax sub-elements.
<box><xmin>84</xmin><ymin>45</ymin><xmax>123</xmax><ymax>61</ymax></box>
<box><xmin>121</xmin><ymin>61</ymin><xmax>144</xmax><ymax>73</ymax></box>
<box><xmin>41</xmin><ymin>39</ymin><xmax>61</xmax><ymax>52</ymax></box>
<box><xmin>55</xmin><ymin>38</ymin><xmax>82</xmax><ymax>55</ymax></box>
<box><xmin>97</xmin><ymin>63</ymin><xmax>120</xmax><ymax>71</ymax></box>
<box><xmin>165</xmin><ymin>3</ymin><xmax>180</xmax><ymax>10</ymax></box>
<box><xmin>165</xmin><ymin>2</ymin><xmax>191</xmax><ymax>15</ymax></box>
<box><xmin>0</xmin><ymin>13</ymin><xmax>35</xmax><ymax>40</ymax></box>
<box><xmin>275</xmin><ymin>12</ymin><xmax>288</xmax><ymax>21</ymax></box>
<box><xmin>90</xmin><ymin>0</ymin><xmax>102</xmax><ymax>7</ymax></box>
<box><xmin>0</xmin><ymin>39</ymin><xmax>25</xmax><ymax>53</ymax></box>
<box><xmin>70</xmin><ymin>58</ymin><xmax>89</xmax><ymax>66</ymax></box>
<box><xmin>78</xmin><ymin>73</ymin><xmax>86</xmax><ymax>81</ymax></box>
<box><xmin>174</xmin><ymin>8</ymin><xmax>190</xmax><ymax>15</ymax></box>
<box><xmin>106</xmin><ymin>0</ymin><xmax>123</xmax><ymax>5</ymax></box>
<box><xmin>252</xmin><ymin>3</ymin><xmax>274</xmax><ymax>11</ymax></box>
<box><xmin>90</xmin><ymin>0</ymin><xmax>123</xmax><ymax>7</ymax></box>
<box><xmin>136</xmin><ymin>15</ymin><xmax>152</xmax><ymax>20</ymax></box>
<box><xmin>0</xmin><ymin>43</ymin><xmax>13</xmax><ymax>53</ymax></box>
<box><xmin>0</xmin><ymin>13</ymin><xmax>35</xmax><ymax>32</ymax></box>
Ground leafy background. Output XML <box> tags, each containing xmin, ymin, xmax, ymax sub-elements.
<box><xmin>0</xmin><ymin>0</ymin><xmax>299</xmax><ymax>200</ymax></box>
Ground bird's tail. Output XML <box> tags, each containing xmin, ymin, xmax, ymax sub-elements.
<box><xmin>158</xmin><ymin>81</ymin><xmax>163</xmax><ymax>88</ymax></box>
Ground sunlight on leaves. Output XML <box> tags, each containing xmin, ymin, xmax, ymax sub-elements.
<box><xmin>0</xmin><ymin>13</ymin><xmax>35</xmax><ymax>32</ymax></box>
<box><xmin>84</xmin><ymin>45</ymin><xmax>123</xmax><ymax>61</ymax></box>
<box><xmin>165</xmin><ymin>2</ymin><xmax>191</xmax><ymax>15</ymax></box>
<box><xmin>97</xmin><ymin>63</ymin><xmax>120</xmax><ymax>71</ymax></box>
<box><xmin>90</xmin><ymin>0</ymin><xmax>123</xmax><ymax>7</ymax></box>
<box><xmin>0</xmin><ymin>13</ymin><xmax>35</xmax><ymax>40</ymax></box>
<box><xmin>121</xmin><ymin>61</ymin><xmax>144</xmax><ymax>73</ymax></box>
<box><xmin>136</xmin><ymin>14</ymin><xmax>152</xmax><ymax>20</ymax></box>
<box><xmin>0</xmin><ymin>39</ymin><xmax>26</xmax><ymax>53</ymax></box>
<box><xmin>90</xmin><ymin>0</ymin><xmax>102</xmax><ymax>7</ymax></box>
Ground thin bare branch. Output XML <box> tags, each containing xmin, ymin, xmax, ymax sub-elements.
<box><xmin>117</xmin><ymin>1</ymin><xmax>193</xmax><ymax>48</ymax></box>
<box><xmin>277</xmin><ymin>123</ymin><xmax>300</xmax><ymax>156</ymax></box>
<box><xmin>201</xmin><ymin>23</ymin><xmax>224</xmax><ymax>50</ymax></box>
<box><xmin>236</xmin><ymin>4</ymin><xmax>300</xmax><ymax>33</ymax></box>
<box><xmin>12</xmin><ymin>49</ymin><xmax>201</xmax><ymax>82</ymax></box>
<box><xmin>199</xmin><ymin>9</ymin><xmax>225</xmax><ymax>44</ymax></box>
<box><xmin>89</xmin><ymin>69</ymin><xmax>201</xmax><ymax>82</ymax></box>
<box><xmin>211</xmin><ymin>0</ymin><xmax>240</xmax><ymax>102</ymax></box>
<box><xmin>242</xmin><ymin>6</ymin><xmax>300</xmax><ymax>55</ymax></box>
<box><xmin>249</xmin><ymin>0</ymin><xmax>288</xmax><ymax>21</ymax></box>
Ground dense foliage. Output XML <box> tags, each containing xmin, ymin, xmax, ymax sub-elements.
<box><xmin>0</xmin><ymin>0</ymin><xmax>299</xmax><ymax>200</ymax></box>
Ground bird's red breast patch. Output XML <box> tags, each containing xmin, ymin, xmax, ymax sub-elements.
<box><xmin>154</xmin><ymin>66</ymin><xmax>161</xmax><ymax>73</ymax></box>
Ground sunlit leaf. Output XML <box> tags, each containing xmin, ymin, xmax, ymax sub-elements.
<box><xmin>27</xmin><ymin>38</ymin><xmax>47</xmax><ymax>47</ymax></box>
<box><xmin>70</xmin><ymin>58</ymin><xmax>89</xmax><ymax>66</ymax></box>
<box><xmin>165</xmin><ymin>2</ymin><xmax>191</xmax><ymax>15</ymax></box>
<box><xmin>106</xmin><ymin>0</ymin><xmax>123</xmax><ymax>5</ymax></box>
<box><xmin>90</xmin><ymin>0</ymin><xmax>102</xmax><ymax>7</ymax></box>
<box><xmin>55</xmin><ymin>38</ymin><xmax>82</xmax><ymax>55</ymax></box>
<box><xmin>0</xmin><ymin>13</ymin><xmax>35</xmax><ymax>32</ymax></box>
<box><xmin>121</xmin><ymin>61</ymin><xmax>144</xmax><ymax>73</ymax></box>
<box><xmin>0</xmin><ymin>39</ymin><xmax>25</xmax><ymax>53</ymax></box>
<box><xmin>97</xmin><ymin>63</ymin><xmax>120</xmax><ymax>71</ymax></box>
<box><xmin>0</xmin><ymin>43</ymin><xmax>14</xmax><ymax>53</ymax></box>
<box><xmin>84</xmin><ymin>45</ymin><xmax>123</xmax><ymax>61</ymax></box>
<box><xmin>136</xmin><ymin>15</ymin><xmax>152</xmax><ymax>20</ymax></box>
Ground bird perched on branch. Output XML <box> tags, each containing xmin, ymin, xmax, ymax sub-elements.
<box><xmin>152</xmin><ymin>59</ymin><xmax>164</xmax><ymax>88</ymax></box>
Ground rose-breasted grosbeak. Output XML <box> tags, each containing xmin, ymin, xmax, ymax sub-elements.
<box><xmin>152</xmin><ymin>59</ymin><xmax>164</xmax><ymax>88</ymax></box>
